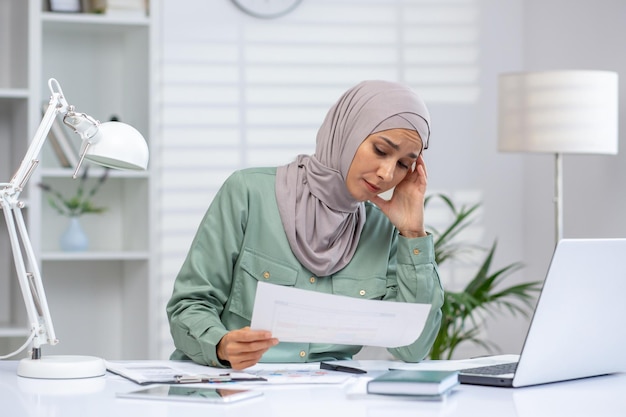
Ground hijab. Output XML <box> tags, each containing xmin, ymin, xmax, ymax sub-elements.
<box><xmin>275</xmin><ymin>80</ymin><xmax>431</xmax><ymax>276</ymax></box>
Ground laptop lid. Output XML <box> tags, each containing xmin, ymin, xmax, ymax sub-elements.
<box><xmin>462</xmin><ymin>238</ymin><xmax>626</xmax><ymax>387</ymax></box>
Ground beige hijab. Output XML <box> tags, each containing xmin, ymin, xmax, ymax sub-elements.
<box><xmin>275</xmin><ymin>80</ymin><xmax>431</xmax><ymax>276</ymax></box>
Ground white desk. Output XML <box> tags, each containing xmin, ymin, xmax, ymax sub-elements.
<box><xmin>2</xmin><ymin>360</ymin><xmax>626</xmax><ymax>417</ymax></box>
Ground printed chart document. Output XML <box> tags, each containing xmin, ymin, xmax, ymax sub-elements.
<box><xmin>105</xmin><ymin>361</ymin><xmax>263</xmax><ymax>385</ymax></box>
<box><xmin>250</xmin><ymin>282</ymin><xmax>431</xmax><ymax>348</ymax></box>
<box><xmin>245</xmin><ymin>363</ymin><xmax>354</xmax><ymax>384</ymax></box>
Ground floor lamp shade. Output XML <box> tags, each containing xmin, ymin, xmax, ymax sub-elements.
<box><xmin>497</xmin><ymin>70</ymin><xmax>619</xmax><ymax>244</ymax></box>
<box><xmin>498</xmin><ymin>70</ymin><xmax>618</xmax><ymax>155</ymax></box>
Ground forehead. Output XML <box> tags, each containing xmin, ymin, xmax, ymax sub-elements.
<box><xmin>369</xmin><ymin>128</ymin><xmax>423</xmax><ymax>152</ymax></box>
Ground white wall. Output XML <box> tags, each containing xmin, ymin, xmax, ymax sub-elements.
<box><xmin>482</xmin><ymin>0</ymin><xmax>626</xmax><ymax>359</ymax></box>
<box><xmin>521</xmin><ymin>0</ymin><xmax>626</xmax><ymax>284</ymax></box>
<box><xmin>154</xmin><ymin>0</ymin><xmax>625</xmax><ymax>360</ymax></box>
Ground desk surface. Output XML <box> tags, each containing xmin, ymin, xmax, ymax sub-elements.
<box><xmin>2</xmin><ymin>360</ymin><xmax>626</xmax><ymax>417</ymax></box>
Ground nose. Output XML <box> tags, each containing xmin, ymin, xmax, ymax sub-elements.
<box><xmin>376</xmin><ymin>160</ymin><xmax>394</xmax><ymax>182</ymax></box>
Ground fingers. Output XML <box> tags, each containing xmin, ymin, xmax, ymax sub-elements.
<box><xmin>217</xmin><ymin>327</ymin><xmax>279</xmax><ymax>370</ymax></box>
<box><xmin>410</xmin><ymin>155</ymin><xmax>427</xmax><ymax>190</ymax></box>
<box><xmin>398</xmin><ymin>155</ymin><xmax>426</xmax><ymax>189</ymax></box>
<box><xmin>402</xmin><ymin>155</ymin><xmax>426</xmax><ymax>185</ymax></box>
<box><xmin>416</xmin><ymin>154</ymin><xmax>427</xmax><ymax>180</ymax></box>
<box><xmin>232</xmin><ymin>327</ymin><xmax>274</xmax><ymax>342</ymax></box>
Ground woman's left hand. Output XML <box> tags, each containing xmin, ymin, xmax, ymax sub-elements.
<box><xmin>370</xmin><ymin>154</ymin><xmax>428</xmax><ymax>238</ymax></box>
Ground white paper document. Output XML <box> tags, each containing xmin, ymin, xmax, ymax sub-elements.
<box><xmin>250</xmin><ymin>282</ymin><xmax>431</xmax><ymax>348</ymax></box>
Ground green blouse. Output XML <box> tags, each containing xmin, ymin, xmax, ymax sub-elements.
<box><xmin>166</xmin><ymin>167</ymin><xmax>444</xmax><ymax>367</ymax></box>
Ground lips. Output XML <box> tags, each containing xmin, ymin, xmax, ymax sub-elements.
<box><xmin>364</xmin><ymin>179</ymin><xmax>381</xmax><ymax>193</ymax></box>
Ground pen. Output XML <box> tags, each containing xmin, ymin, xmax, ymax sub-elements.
<box><xmin>320</xmin><ymin>362</ymin><xmax>367</xmax><ymax>374</ymax></box>
<box><xmin>174</xmin><ymin>374</ymin><xmax>233</xmax><ymax>383</ymax></box>
<box><xmin>173</xmin><ymin>374</ymin><xmax>268</xmax><ymax>383</ymax></box>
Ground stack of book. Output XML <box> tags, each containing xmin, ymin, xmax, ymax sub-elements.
<box><xmin>367</xmin><ymin>369</ymin><xmax>460</xmax><ymax>400</ymax></box>
<box><xmin>49</xmin><ymin>0</ymin><xmax>148</xmax><ymax>16</ymax></box>
<box><xmin>89</xmin><ymin>0</ymin><xmax>147</xmax><ymax>17</ymax></box>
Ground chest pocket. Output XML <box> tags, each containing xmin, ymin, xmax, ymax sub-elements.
<box><xmin>229</xmin><ymin>248</ymin><xmax>298</xmax><ymax>320</ymax></box>
<box><xmin>331</xmin><ymin>274</ymin><xmax>387</xmax><ymax>300</ymax></box>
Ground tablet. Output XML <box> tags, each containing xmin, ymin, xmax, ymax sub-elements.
<box><xmin>117</xmin><ymin>385</ymin><xmax>263</xmax><ymax>404</ymax></box>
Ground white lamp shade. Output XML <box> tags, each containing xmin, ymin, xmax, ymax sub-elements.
<box><xmin>498</xmin><ymin>70</ymin><xmax>619</xmax><ymax>154</ymax></box>
<box><xmin>82</xmin><ymin>121</ymin><xmax>149</xmax><ymax>170</ymax></box>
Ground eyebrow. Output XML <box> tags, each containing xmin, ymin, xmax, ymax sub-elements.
<box><xmin>381</xmin><ymin>137</ymin><xmax>419</xmax><ymax>159</ymax></box>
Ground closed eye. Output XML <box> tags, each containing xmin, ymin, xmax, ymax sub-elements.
<box><xmin>374</xmin><ymin>145</ymin><xmax>410</xmax><ymax>169</ymax></box>
<box><xmin>397</xmin><ymin>160</ymin><xmax>410</xmax><ymax>170</ymax></box>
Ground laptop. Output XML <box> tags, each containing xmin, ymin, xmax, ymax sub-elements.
<box><xmin>458</xmin><ymin>238</ymin><xmax>626</xmax><ymax>388</ymax></box>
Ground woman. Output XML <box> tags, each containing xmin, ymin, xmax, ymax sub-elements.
<box><xmin>167</xmin><ymin>80</ymin><xmax>444</xmax><ymax>370</ymax></box>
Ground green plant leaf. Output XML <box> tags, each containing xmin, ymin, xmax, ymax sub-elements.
<box><xmin>425</xmin><ymin>194</ymin><xmax>541</xmax><ymax>360</ymax></box>
<box><xmin>38</xmin><ymin>167</ymin><xmax>110</xmax><ymax>217</ymax></box>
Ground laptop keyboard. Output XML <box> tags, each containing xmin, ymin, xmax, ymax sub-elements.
<box><xmin>461</xmin><ymin>362</ymin><xmax>518</xmax><ymax>375</ymax></box>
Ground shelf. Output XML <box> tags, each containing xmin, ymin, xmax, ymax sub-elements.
<box><xmin>40</xmin><ymin>168</ymin><xmax>150</xmax><ymax>179</ymax></box>
<box><xmin>0</xmin><ymin>0</ymin><xmax>155</xmax><ymax>361</ymax></box>
<box><xmin>42</xmin><ymin>251</ymin><xmax>150</xmax><ymax>261</ymax></box>
<box><xmin>0</xmin><ymin>89</ymin><xmax>29</xmax><ymax>99</ymax></box>
<box><xmin>40</xmin><ymin>15</ymin><xmax>151</xmax><ymax>139</ymax></box>
<box><xmin>39</xmin><ymin>175</ymin><xmax>150</xmax><ymax>253</ymax></box>
<box><xmin>42</xmin><ymin>11</ymin><xmax>149</xmax><ymax>32</ymax></box>
<box><xmin>0</xmin><ymin>326</ymin><xmax>30</xmax><ymax>338</ymax></box>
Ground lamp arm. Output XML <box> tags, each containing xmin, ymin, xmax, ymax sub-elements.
<box><xmin>0</xmin><ymin>81</ymin><xmax>74</xmax><ymax>358</ymax></box>
<box><xmin>0</xmin><ymin>197</ymin><xmax>57</xmax><ymax>354</ymax></box>
<box><xmin>10</xmin><ymin>80</ymin><xmax>70</xmax><ymax>193</ymax></box>
<box><xmin>0</xmin><ymin>79</ymin><xmax>79</xmax><ymax>358</ymax></box>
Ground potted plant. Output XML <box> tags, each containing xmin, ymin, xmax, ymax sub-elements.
<box><xmin>38</xmin><ymin>167</ymin><xmax>110</xmax><ymax>251</ymax></box>
<box><xmin>425</xmin><ymin>194</ymin><xmax>542</xmax><ymax>360</ymax></box>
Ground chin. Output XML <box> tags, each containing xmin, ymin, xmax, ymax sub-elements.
<box><xmin>348</xmin><ymin>181</ymin><xmax>378</xmax><ymax>202</ymax></box>
<box><xmin>362</xmin><ymin>191</ymin><xmax>381</xmax><ymax>202</ymax></box>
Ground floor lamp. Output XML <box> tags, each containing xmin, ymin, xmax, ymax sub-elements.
<box><xmin>497</xmin><ymin>70</ymin><xmax>619</xmax><ymax>244</ymax></box>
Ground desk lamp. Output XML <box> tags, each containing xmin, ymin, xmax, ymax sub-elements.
<box><xmin>497</xmin><ymin>70</ymin><xmax>618</xmax><ymax>244</ymax></box>
<box><xmin>0</xmin><ymin>78</ymin><xmax>149</xmax><ymax>379</ymax></box>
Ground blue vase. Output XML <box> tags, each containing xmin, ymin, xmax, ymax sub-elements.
<box><xmin>60</xmin><ymin>217</ymin><xmax>89</xmax><ymax>252</ymax></box>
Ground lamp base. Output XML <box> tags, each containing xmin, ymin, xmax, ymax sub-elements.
<box><xmin>17</xmin><ymin>355</ymin><xmax>106</xmax><ymax>379</ymax></box>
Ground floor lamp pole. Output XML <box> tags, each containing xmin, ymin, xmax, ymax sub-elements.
<box><xmin>554</xmin><ymin>153</ymin><xmax>563</xmax><ymax>245</ymax></box>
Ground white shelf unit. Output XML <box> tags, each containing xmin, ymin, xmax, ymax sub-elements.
<box><xmin>0</xmin><ymin>0</ymin><xmax>33</xmax><ymax>357</ymax></box>
<box><xmin>0</xmin><ymin>0</ymin><xmax>156</xmax><ymax>360</ymax></box>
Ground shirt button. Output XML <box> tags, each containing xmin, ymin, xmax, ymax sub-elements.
<box><xmin>413</xmin><ymin>248</ymin><xmax>420</xmax><ymax>255</ymax></box>
<box><xmin>309</xmin><ymin>276</ymin><xmax>316</xmax><ymax>284</ymax></box>
<box><xmin>359</xmin><ymin>289</ymin><xmax>366</xmax><ymax>296</ymax></box>
<box><xmin>299</xmin><ymin>350</ymin><xmax>306</xmax><ymax>358</ymax></box>
<box><xmin>211</xmin><ymin>361</ymin><xmax>217</xmax><ymax>366</ymax></box>
<box><xmin>263</xmin><ymin>271</ymin><xmax>270</xmax><ymax>279</ymax></box>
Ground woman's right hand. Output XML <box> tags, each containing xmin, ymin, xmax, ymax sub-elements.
<box><xmin>216</xmin><ymin>327</ymin><xmax>279</xmax><ymax>370</ymax></box>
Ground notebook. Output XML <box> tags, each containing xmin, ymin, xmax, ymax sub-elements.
<box><xmin>367</xmin><ymin>370</ymin><xmax>459</xmax><ymax>396</ymax></box>
<box><xmin>458</xmin><ymin>238</ymin><xmax>626</xmax><ymax>388</ymax></box>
